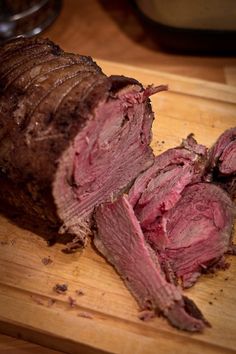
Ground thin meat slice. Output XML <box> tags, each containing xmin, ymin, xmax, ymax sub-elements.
<box><xmin>129</xmin><ymin>146</ymin><xmax>198</xmax><ymax>207</ymax></box>
<box><xmin>207</xmin><ymin>127</ymin><xmax>236</xmax><ymax>198</ymax></box>
<box><xmin>129</xmin><ymin>135</ymin><xmax>207</xmax><ymax>209</ymax></box>
<box><xmin>129</xmin><ymin>135</ymin><xmax>208</xmax><ymax>249</ymax></box>
<box><xmin>208</xmin><ymin>127</ymin><xmax>236</xmax><ymax>174</ymax></box>
<box><xmin>94</xmin><ymin>195</ymin><xmax>207</xmax><ymax>332</ymax></box>
<box><xmin>135</xmin><ymin>164</ymin><xmax>194</xmax><ymax>227</ymax></box>
<box><xmin>159</xmin><ymin>183</ymin><xmax>235</xmax><ymax>288</ymax></box>
<box><xmin>181</xmin><ymin>133</ymin><xmax>207</xmax><ymax>156</ymax></box>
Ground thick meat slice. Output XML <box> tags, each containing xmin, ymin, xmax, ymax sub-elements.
<box><xmin>0</xmin><ymin>37</ymin><xmax>166</xmax><ymax>244</ymax></box>
<box><xmin>158</xmin><ymin>183</ymin><xmax>235</xmax><ymax>288</ymax></box>
<box><xmin>129</xmin><ymin>135</ymin><xmax>235</xmax><ymax>288</ymax></box>
<box><xmin>207</xmin><ymin>127</ymin><xmax>236</xmax><ymax>198</ymax></box>
<box><xmin>129</xmin><ymin>135</ymin><xmax>207</xmax><ymax>249</ymax></box>
<box><xmin>94</xmin><ymin>195</ymin><xmax>207</xmax><ymax>332</ymax></box>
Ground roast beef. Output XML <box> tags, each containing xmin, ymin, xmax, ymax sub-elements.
<box><xmin>129</xmin><ymin>135</ymin><xmax>207</xmax><ymax>251</ymax></box>
<box><xmin>0</xmin><ymin>37</ymin><xmax>166</xmax><ymax>245</ymax></box>
<box><xmin>0</xmin><ymin>37</ymin><xmax>235</xmax><ymax>333</ymax></box>
<box><xmin>129</xmin><ymin>135</ymin><xmax>235</xmax><ymax>287</ymax></box>
<box><xmin>207</xmin><ymin>128</ymin><xmax>236</xmax><ymax>198</ymax></box>
<box><xmin>156</xmin><ymin>183</ymin><xmax>235</xmax><ymax>288</ymax></box>
<box><xmin>94</xmin><ymin>195</ymin><xmax>208</xmax><ymax>331</ymax></box>
<box><xmin>94</xmin><ymin>135</ymin><xmax>235</xmax><ymax>328</ymax></box>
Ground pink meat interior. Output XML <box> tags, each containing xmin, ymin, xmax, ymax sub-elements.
<box><xmin>162</xmin><ymin>183</ymin><xmax>234</xmax><ymax>286</ymax></box>
<box><xmin>53</xmin><ymin>87</ymin><xmax>154</xmax><ymax>230</ymax></box>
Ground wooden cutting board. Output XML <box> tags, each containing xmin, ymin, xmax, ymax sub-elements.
<box><xmin>0</xmin><ymin>61</ymin><xmax>236</xmax><ymax>354</ymax></box>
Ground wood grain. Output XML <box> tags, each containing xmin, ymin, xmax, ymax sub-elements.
<box><xmin>0</xmin><ymin>333</ymin><xmax>63</xmax><ymax>354</ymax></box>
<box><xmin>0</xmin><ymin>61</ymin><xmax>235</xmax><ymax>354</ymax></box>
<box><xmin>225</xmin><ymin>68</ymin><xmax>236</xmax><ymax>87</ymax></box>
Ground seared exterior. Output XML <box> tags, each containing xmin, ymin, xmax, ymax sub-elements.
<box><xmin>0</xmin><ymin>37</ymin><xmax>158</xmax><ymax>240</ymax></box>
<box><xmin>0</xmin><ymin>37</ymin><xmax>105</xmax><ymax>225</ymax></box>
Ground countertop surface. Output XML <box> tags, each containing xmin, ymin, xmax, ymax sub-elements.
<box><xmin>0</xmin><ymin>0</ymin><xmax>235</xmax><ymax>353</ymax></box>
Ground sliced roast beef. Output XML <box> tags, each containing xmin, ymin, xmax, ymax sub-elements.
<box><xmin>129</xmin><ymin>135</ymin><xmax>235</xmax><ymax>288</ymax></box>
<box><xmin>129</xmin><ymin>135</ymin><xmax>208</xmax><ymax>250</ymax></box>
<box><xmin>207</xmin><ymin>127</ymin><xmax>236</xmax><ymax>198</ymax></box>
<box><xmin>0</xmin><ymin>37</ymin><xmax>167</xmax><ymax>244</ymax></box>
<box><xmin>157</xmin><ymin>183</ymin><xmax>235</xmax><ymax>288</ymax></box>
<box><xmin>208</xmin><ymin>128</ymin><xmax>236</xmax><ymax>174</ymax></box>
<box><xmin>94</xmin><ymin>195</ymin><xmax>207</xmax><ymax>331</ymax></box>
<box><xmin>0</xmin><ymin>37</ymin><xmax>235</xmax><ymax>334</ymax></box>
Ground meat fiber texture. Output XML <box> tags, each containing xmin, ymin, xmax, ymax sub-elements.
<box><xmin>0</xmin><ymin>37</ymin><xmax>166</xmax><ymax>246</ymax></box>
<box><xmin>95</xmin><ymin>195</ymin><xmax>209</xmax><ymax>332</ymax></box>
<box><xmin>207</xmin><ymin>127</ymin><xmax>236</xmax><ymax>198</ymax></box>
<box><xmin>128</xmin><ymin>134</ymin><xmax>235</xmax><ymax>288</ymax></box>
<box><xmin>95</xmin><ymin>133</ymin><xmax>236</xmax><ymax>332</ymax></box>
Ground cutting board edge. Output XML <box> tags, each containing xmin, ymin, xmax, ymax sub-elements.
<box><xmin>0</xmin><ymin>289</ymin><xmax>235</xmax><ymax>354</ymax></box>
<box><xmin>0</xmin><ymin>320</ymin><xmax>108</xmax><ymax>354</ymax></box>
<box><xmin>97</xmin><ymin>59</ymin><xmax>236</xmax><ymax>105</ymax></box>
<box><xmin>0</xmin><ymin>313</ymin><xmax>234</xmax><ymax>354</ymax></box>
